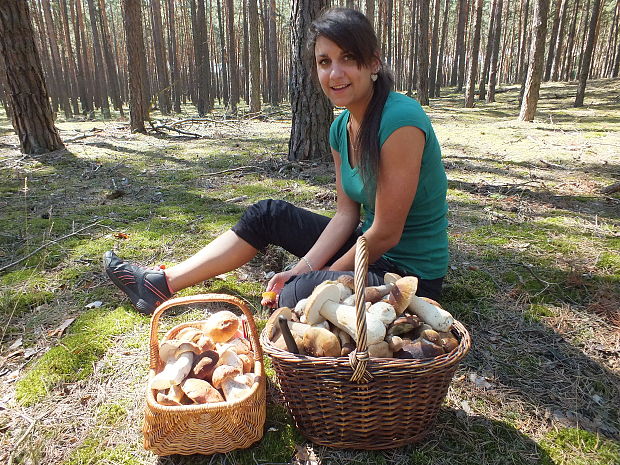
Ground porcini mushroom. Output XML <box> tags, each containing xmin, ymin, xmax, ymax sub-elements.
<box><xmin>386</xmin><ymin>276</ymin><xmax>419</xmax><ymax>316</ymax></box>
<box><xmin>302</xmin><ymin>326</ymin><xmax>341</xmax><ymax>357</ymax></box>
<box><xmin>367</xmin><ymin>341</ymin><xmax>392</xmax><ymax>358</ymax></box>
<box><xmin>156</xmin><ymin>384</ymin><xmax>185</xmax><ymax>406</ymax></box>
<box><xmin>192</xmin><ymin>350</ymin><xmax>219</xmax><ymax>380</ymax></box>
<box><xmin>306</xmin><ymin>283</ymin><xmax>386</xmax><ymax>345</ymax></box>
<box><xmin>407</xmin><ymin>297</ymin><xmax>454</xmax><ymax>332</ymax></box>
<box><xmin>211</xmin><ymin>365</ymin><xmax>250</xmax><ymax>402</ymax></box>
<box><xmin>150</xmin><ymin>341</ymin><xmax>199</xmax><ymax>390</ymax></box>
<box><xmin>367</xmin><ymin>301</ymin><xmax>397</xmax><ymax>325</ymax></box>
<box><xmin>200</xmin><ymin>310</ymin><xmax>240</xmax><ymax>343</ymax></box>
<box><xmin>397</xmin><ymin>338</ymin><xmax>445</xmax><ymax>359</ymax></box>
<box><xmin>181</xmin><ymin>378</ymin><xmax>224</xmax><ymax>403</ymax></box>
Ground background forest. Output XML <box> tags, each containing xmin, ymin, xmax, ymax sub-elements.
<box><xmin>1</xmin><ymin>0</ymin><xmax>619</xmax><ymax>465</ymax></box>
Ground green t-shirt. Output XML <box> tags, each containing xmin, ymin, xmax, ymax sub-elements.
<box><xmin>329</xmin><ymin>91</ymin><xmax>448</xmax><ymax>279</ymax></box>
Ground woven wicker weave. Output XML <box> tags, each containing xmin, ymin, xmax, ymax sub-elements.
<box><xmin>260</xmin><ymin>237</ymin><xmax>471</xmax><ymax>450</ymax></box>
<box><xmin>143</xmin><ymin>294</ymin><xmax>266</xmax><ymax>456</ymax></box>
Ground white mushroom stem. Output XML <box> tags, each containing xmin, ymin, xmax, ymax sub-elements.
<box><xmin>150</xmin><ymin>351</ymin><xmax>194</xmax><ymax>390</ymax></box>
<box><xmin>367</xmin><ymin>301</ymin><xmax>397</xmax><ymax>325</ymax></box>
<box><xmin>319</xmin><ymin>300</ymin><xmax>386</xmax><ymax>345</ymax></box>
<box><xmin>407</xmin><ymin>296</ymin><xmax>454</xmax><ymax>332</ymax></box>
<box><xmin>221</xmin><ymin>375</ymin><xmax>252</xmax><ymax>402</ymax></box>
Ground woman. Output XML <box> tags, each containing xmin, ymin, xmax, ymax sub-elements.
<box><xmin>104</xmin><ymin>7</ymin><xmax>448</xmax><ymax>315</ymax></box>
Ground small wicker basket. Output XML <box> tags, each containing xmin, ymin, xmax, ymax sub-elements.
<box><xmin>260</xmin><ymin>236</ymin><xmax>471</xmax><ymax>450</ymax></box>
<box><xmin>143</xmin><ymin>294</ymin><xmax>266</xmax><ymax>456</ymax></box>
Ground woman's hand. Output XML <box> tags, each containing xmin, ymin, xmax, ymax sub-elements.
<box><xmin>263</xmin><ymin>270</ymin><xmax>296</xmax><ymax>307</ymax></box>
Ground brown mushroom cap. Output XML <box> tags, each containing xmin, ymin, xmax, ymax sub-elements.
<box><xmin>419</xmin><ymin>328</ymin><xmax>441</xmax><ymax>345</ymax></box>
<box><xmin>201</xmin><ymin>310</ymin><xmax>240</xmax><ymax>343</ymax></box>
<box><xmin>302</xmin><ymin>327</ymin><xmax>341</xmax><ymax>357</ymax></box>
<box><xmin>211</xmin><ymin>364</ymin><xmax>242</xmax><ymax>389</ymax></box>
<box><xmin>266</xmin><ymin>307</ymin><xmax>293</xmax><ymax>341</ymax></box>
<box><xmin>181</xmin><ymin>378</ymin><xmax>224</xmax><ymax>403</ymax></box>
<box><xmin>387</xmin><ymin>276</ymin><xmax>419</xmax><ymax>315</ymax></box>
<box><xmin>238</xmin><ymin>353</ymin><xmax>254</xmax><ymax>373</ymax></box>
<box><xmin>439</xmin><ymin>331</ymin><xmax>459</xmax><ymax>352</ymax></box>
<box><xmin>397</xmin><ymin>339</ymin><xmax>445</xmax><ymax>359</ymax></box>
<box><xmin>159</xmin><ymin>339</ymin><xmax>203</xmax><ymax>362</ymax></box>
<box><xmin>192</xmin><ymin>350</ymin><xmax>219</xmax><ymax>380</ymax></box>
<box><xmin>387</xmin><ymin>315</ymin><xmax>422</xmax><ymax>336</ymax></box>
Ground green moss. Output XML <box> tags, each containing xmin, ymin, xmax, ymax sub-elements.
<box><xmin>540</xmin><ymin>428</ymin><xmax>620</xmax><ymax>465</ymax></box>
<box><xmin>15</xmin><ymin>307</ymin><xmax>141</xmax><ymax>406</ymax></box>
<box><xmin>524</xmin><ymin>304</ymin><xmax>555</xmax><ymax>323</ymax></box>
<box><xmin>96</xmin><ymin>403</ymin><xmax>128</xmax><ymax>426</ymax></box>
<box><xmin>0</xmin><ymin>287</ymin><xmax>54</xmax><ymax>319</ymax></box>
<box><xmin>62</xmin><ymin>437</ymin><xmax>142</xmax><ymax>465</ymax></box>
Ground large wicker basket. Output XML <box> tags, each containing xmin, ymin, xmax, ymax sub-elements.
<box><xmin>260</xmin><ymin>236</ymin><xmax>471</xmax><ymax>450</ymax></box>
<box><xmin>143</xmin><ymin>294</ymin><xmax>266</xmax><ymax>456</ymax></box>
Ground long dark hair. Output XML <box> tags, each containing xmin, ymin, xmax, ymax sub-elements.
<box><xmin>308</xmin><ymin>8</ymin><xmax>394</xmax><ymax>200</ymax></box>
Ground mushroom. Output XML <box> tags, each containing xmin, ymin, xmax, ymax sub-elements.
<box><xmin>150</xmin><ymin>341</ymin><xmax>200</xmax><ymax>390</ymax></box>
<box><xmin>293</xmin><ymin>298</ymin><xmax>308</xmax><ymax>320</ymax></box>
<box><xmin>386</xmin><ymin>276</ymin><xmax>419</xmax><ymax>316</ymax></box>
<box><xmin>419</xmin><ymin>328</ymin><xmax>441</xmax><ymax>345</ymax></box>
<box><xmin>302</xmin><ymin>326</ymin><xmax>341</xmax><ymax>357</ymax></box>
<box><xmin>175</xmin><ymin>327</ymin><xmax>204</xmax><ymax>343</ymax></box>
<box><xmin>181</xmin><ymin>378</ymin><xmax>224</xmax><ymax>403</ymax></box>
<box><xmin>367</xmin><ymin>301</ymin><xmax>397</xmax><ymax>325</ymax></box>
<box><xmin>386</xmin><ymin>315</ymin><xmax>422</xmax><ymax>336</ymax></box>
<box><xmin>211</xmin><ymin>365</ymin><xmax>251</xmax><ymax>402</ymax></box>
<box><xmin>278</xmin><ymin>315</ymin><xmax>300</xmax><ymax>353</ymax></box>
<box><xmin>216</xmin><ymin>347</ymin><xmax>244</xmax><ymax>372</ymax></box>
<box><xmin>238</xmin><ymin>353</ymin><xmax>254</xmax><ymax>373</ymax></box>
<box><xmin>305</xmin><ymin>283</ymin><xmax>387</xmax><ymax>346</ymax></box>
<box><xmin>156</xmin><ymin>384</ymin><xmax>185</xmax><ymax>406</ymax></box>
<box><xmin>438</xmin><ymin>331</ymin><xmax>459</xmax><ymax>352</ymax></box>
<box><xmin>192</xmin><ymin>350</ymin><xmax>219</xmax><ymax>380</ymax></box>
<box><xmin>200</xmin><ymin>310</ymin><xmax>240</xmax><ymax>343</ymax></box>
<box><xmin>407</xmin><ymin>296</ymin><xmax>454</xmax><ymax>332</ymax></box>
<box><xmin>337</xmin><ymin>275</ymin><xmax>395</xmax><ymax>304</ymax></box>
<box><xmin>367</xmin><ymin>341</ymin><xmax>392</xmax><ymax>358</ymax></box>
<box><xmin>216</xmin><ymin>337</ymin><xmax>251</xmax><ymax>356</ymax></box>
<box><xmin>385</xmin><ymin>335</ymin><xmax>404</xmax><ymax>352</ymax></box>
<box><xmin>397</xmin><ymin>338</ymin><xmax>445</xmax><ymax>359</ymax></box>
<box><xmin>341</xmin><ymin>342</ymin><xmax>356</xmax><ymax>357</ymax></box>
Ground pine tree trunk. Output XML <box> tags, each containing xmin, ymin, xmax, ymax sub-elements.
<box><xmin>544</xmin><ymin>0</ymin><xmax>562</xmax><ymax>81</ymax></box>
<box><xmin>451</xmin><ymin>0</ymin><xmax>468</xmax><ymax>87</ymax></box>
<box><xmin>288</xmin><ymin>0</ymin><xmax>332</xmax><ymax>161</ymax></box>
<box><xmin>268</xmin><ymin>0</ymin><xmax>279</xmax><ymax>105</ymax></box>
<box><xmin>517</xmin><ymin>0</ymin><xmax>530</xmax><ymax>81</ymax></box>
<box><xmin>86</xmin><ymin>0</ymin><xmax>110</xmax><ymax>117</ymax></box>
<box><xmin>435</xmin><ymin>0</ymin><xmax>450</xmax><ymax>96</ymax></box>
<box><xmin>487</xmin><ymin>0</ymin><xmax>503</xmax><ymax>102</ymax></box>
<box><xmin>518</xmin><ymin>0</ymin><xmax>550</xmax><ymax>121</ymax></box>
<box><xmin>549</xmin><ymin>0</ymin><xmax>568</xmax><ymax>80</ymax></box>
<box><xmin>198</xmin><ymin>0</ymin><xmax>212</xmax><ymax>111</ymax></box>
<box><xmin>416</xmin><ymin>0</ymin><xmax>430</xmax><ymax>104</ymax></box>
<box><xmin>122</xmin><ymin>0</ymin><xmax>148</xmax><ymax>132</ymax></box>
<box><xmin>561</xmin><ymin>0</ymin><xmax>580</xmax><ymax>80</ymax></box>
<box><xmin>226</xmin><ymin>0</ymin><xmax>239</xmax><ymax>113</ymax></box>
<box><xmin>216</xmin><ymin>0</ymin><xmax>229</xmax><ymax>106</ymax></box>
<box><xmin>465</xmin><ymin>0</ymin><xmax>483</xmax><ymax>107</ymax></box>
<box><xmin>59</xmin><ymin>0</ymin><xmax>80</xmax><ymax>115</ymax></box>
<box><xmin>98</xmin><ymin>0</ymin><xmax>123</xmax><ymax>115</ymax></box>
<box><xmin>386</xmin><ymin>0</ymin><xmax>393</xmax><ymax>67</ymax></box>
<box><xmin>248</xmin><ymin>0</ymin><xmax>261</xmax><ymax>112</ymax></box>
<box><xmin>41</xmin><ymin>0</ymin><xmax>72</xmax><ymax>118</ymax></box>
<box><xmin>242</xmin><ymin>0</ymin><xmax>250</xmax><ymax>103</ymax></box>
<box><xmin>72</xmin><ymin>0</ymin><xmax>93</xmax><ymax>115</ymax></box>
<box><xmin>366</xmin><ymin>0</ymin><xmax>375</xmax><ymax>31</ymax></box>
<box><xmin>406</xmin><ymin>0</ymin><xmax>417</xmax><ymax>96</ymax></box>
<box><xmin>150</xmin><ymin>0</ymin><xmax>171</xmax><ymax>114</ymax></box>
<box><xmin>428</xmin><ymin>0</ymin><xmax>441</xmax><ymax>96</ymax></box>
<box><xmin>479</xmin><ymin>0</ymin><xmax>497</xmax><ymax>99</ymax></box>
<box><xmin>166</xmin><ymin>0</ymin><xmax>182</xmax><ymax>113</ymax></box>
<box><xmin>574</xmin><ymin>0</ymin><xmax>602</xmax><ymax>106</ymax></box>
<box><xmin>0</xmin><ymin>0</ymin><xmax>64</xmax><ymax>154</ymax></box>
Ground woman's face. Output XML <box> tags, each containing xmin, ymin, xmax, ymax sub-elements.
<box><xmin>314</xmin><ymin>35</ymin><xmax>378</xmax><ymax>115</ymax></box>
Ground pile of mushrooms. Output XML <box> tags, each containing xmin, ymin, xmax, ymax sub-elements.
<box><xmin>266</xmin><ymin>273</ymin><xmax>459</xmax><ymax>359</ymax></box>
<box><xmin>151</xmin><ymin>310</ymin><xmax>257</xmax><ymax>406</ymax></box>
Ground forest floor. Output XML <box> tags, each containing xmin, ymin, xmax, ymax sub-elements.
<box><xmin>1</xmin><ymin>78</ymin><xmax>619</xmax><ymax>465</ymax></box>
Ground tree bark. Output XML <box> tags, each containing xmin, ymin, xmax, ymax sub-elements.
<box><xmin>549</xmin><ymin>0</ymin><xmax>568</xmax><ymax>81</ymax></box>
<box><xmin>0</xmin><ymin>0</ymin><xmax>64</xmax><ymax>154</ymax></box>
<box><xmin>72</xmin><ymin>0</ymin><xmax>93</xmax><ymax>115</ymax></box>
<box><xmin>487</xmin><ymin>0</ymin><xmax>503</xmax><ymax>102</ymax></box>
<box><xmin>226</xmin><ymin>0</ymin><xmax>239</xmax><ymax>113</ymax></box>
<box><xmin>544</xmin><ymin>0</ymin><xmax>562</xmax><ymax>81</ymax></box>
<box><xmin>268</xmin><ymin>0</ymin><xmax>279</xmax><ymax>105</ymax></box>
<box><xmin>86</xmin><ymin>0</ymin><xmax>110</xmax><ymax>117</ymax></box>
<box><xmin>518</xmin><ymin>0</ymin><xmax>550</xmax><ymax>121</ymax></box>
<box><xmin>150</xmin><ymin>0</ymin><xmax>171</xmax><ymax>114</ymax></box>
<box><xmin>166</xmin><ymin>0</ymin><xmax>181</xmax><ymax>113</ymax></box>
<box><xmin>59</xmin><ymin>0</ymin><xmax>80</xmax><ymax>115</ymax></box>
<box><xmin>479</xmin><ymin>0</ymin><xmax>496</xmax><ymax>100</ymax></box>
<box><xmin>366</xmin><ymin>0</ymin><xmax>375</xmax><ymax>32</ymax></box>
<box><xmin>517</xmin><ymin>0</ymin><xmax>530</xmax><ymax>82</ymax></box>
<box><xmin>122</xmin><ymin>0</ymin><xmax>148</xmax><ymax>132</ymax></box>
<box><xmin>248</xmin><ymin>0</ymin><xmax>261</xmax><ymax>112</ymax></box>
<box><xmin>216</xmin><ymin>0</ymin><xmax>229</xmax><ymax>106</ymax></box>
<box><xmin>416</xmin><ymin>0</ymin><xmax>430</xmax><ymax>104</ymax></box>
<box><xmin>428</xmin><ymin>0</ymin><xmax>442</xmax><ymax>96</ymax></box>
<box><xmin>561</xmin><ymin>0</ymin><xmax>580</xmax><ymax>80</ymax></box>
<box><xmin>435</xmin><ymin>0</ymin><xmax>450</xmax><ymax>96</ymax></box>
<box><xmin>288</xmin><ymin>0</ymin><xmax>332</xmax><ymax>161</ymax></box>
<box><xmin>574</xmin><ymin>0</ymin><xmax>602</xmax><ymax>106</ymax></box>
<box><xmin>451</xmin><ymin>0</ymin><xmax>468</xmax><ymax>88</ymax></box>
<box><xmin>465</xmin><ymin>0</ymin><xmax>483</xmax><ymax>107</ymax></box>
<box><xmin>98</xmin><ymin>0</ymin><xmax>123</xmax><ymax>115</ymax></box>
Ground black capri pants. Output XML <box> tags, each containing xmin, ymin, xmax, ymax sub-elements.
<box><xmin>231</xmin><ymin>199</ymin><xmax>443</xmax><ymax>307</ymax></box>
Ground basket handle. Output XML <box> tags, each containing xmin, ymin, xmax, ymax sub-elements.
<box><xmin>148</xmin><ymin>294</ymin><xmax>263</xmax><ymax>371</ymax></box>
<box><xmin>348</xmin><ymin>236</ymin><xmax>374</xmax><ymax>384</ymax></box>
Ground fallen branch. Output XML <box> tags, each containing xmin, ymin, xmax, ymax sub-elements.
<box><xmin>151</xmin><ymin>123</ymin><xmax>202</xmax><ymax>138</ymax></box>
<box><xmin>169</xmin><ymin>117</ymin><xmax>238</xmax><ymax>129</ymax></box>
<box><xmin>8</xmin><ymin>411</ymin><xmax>47</xmax><ymax>465</ymax></box>
<box><xmin>0</xmin><ymin>221</ymin><xmax>102</xmax><ymax>273</ymax></box>
<box><xmin>540</xmin><ymin>159</ymin><xmax>567</xmax><ymax>170</ymax></box>
<box><xmin>64</xmin><ymin>133</ymin><xmax>97</xmax><ymax>143</ymax></box>
<box><xmin>601</xmin><ymin>182</ymin><xmax>620</xmax><ymax>195</ymax></box>
<box><xmin>205</xmin><ymin>166</ymin><xmax>264</xmax><ymax>176</ymax></box>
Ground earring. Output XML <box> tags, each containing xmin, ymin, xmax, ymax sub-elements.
<box><xmin>371</xmin><ymin>73</ymin><xmax>378</xmax><ymax>82</ymax></box>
